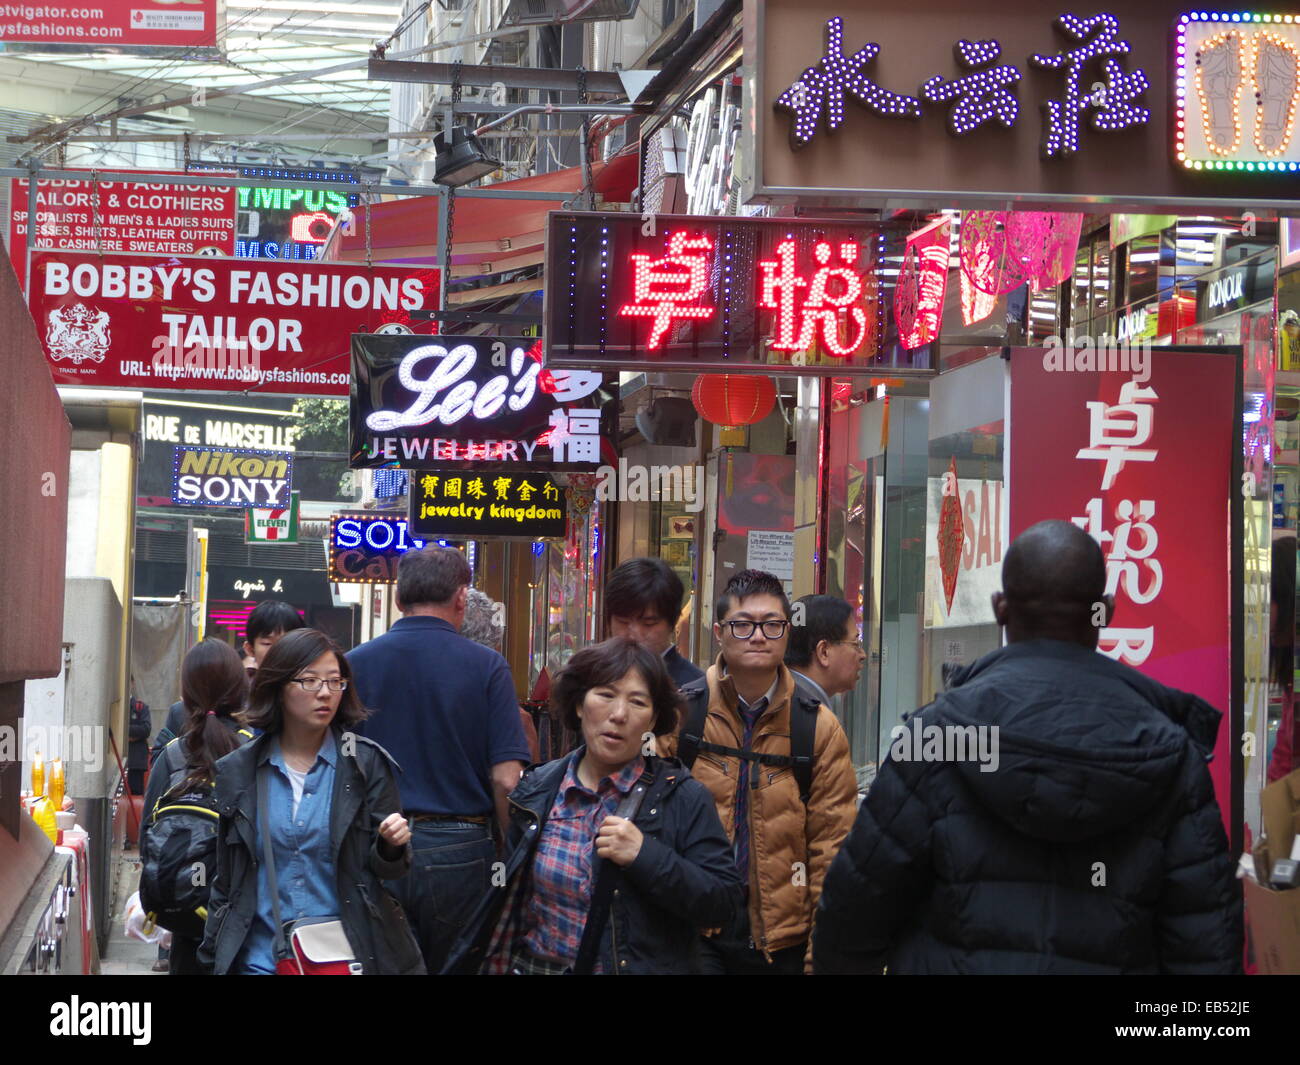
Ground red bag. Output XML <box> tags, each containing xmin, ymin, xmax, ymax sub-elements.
<box><xmin>274</xmin><ymin>918</ymin><xmax>362</xmax><ymax>976</ymax></box>
<box><xmin>257</xmin><ymin>772</ymin><xmax>362</xmax><ymax>975</ymax></box>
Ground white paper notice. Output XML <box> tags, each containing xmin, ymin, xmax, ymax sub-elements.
<box><xmin>746</xmin><ymin>530</ymin><xmax>795</xmax><ymax>583</ymax></box>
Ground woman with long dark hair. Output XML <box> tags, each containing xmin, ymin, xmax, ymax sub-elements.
<box><xmin>198</xmin><ymin>628</ymin><xmax>424</xmax><ymax>974</ymax></box>
<box><xmin>141</xmin><ymin>639</ymin><xmax>251</xmax><ymax>974</ymax></box>
<box><xmin>445</xmin><ymin>637</ymin><xmax>741</xmax><ymax>975</ymax></box>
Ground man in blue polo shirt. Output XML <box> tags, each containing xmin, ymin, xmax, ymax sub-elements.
<box><xmin>348</xmin><ymin>546</ymin><xmax>530</xmax><ymax>973</ymax></box>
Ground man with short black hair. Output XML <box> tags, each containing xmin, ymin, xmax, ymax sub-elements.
<box><xmin>605</xmin><ymin>556</ymin><xmax>703</xmax><ymax>688</ymax></box>
<box><xmin>785</xmin><ymin>594</ymin><xmax>866</xmax><ymax>708</ymax></box>
<box><xmin>815</xmin><ymin>520</ymin><xmax>1243</xmax><ymax>974</ymax></box>
<box><xmin>347</xmin><ymin>546</ymin><xmax>530</xmax><ymax>973</ymax></box>
<box><xmin>666</xmin><ymin>569</ymin><xmax>857</xmax><ymax>974</ymax></box>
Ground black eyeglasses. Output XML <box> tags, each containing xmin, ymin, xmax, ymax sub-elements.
<box><xmin>723</xmin><ymin>619</ymin><xmax>790</xmax><ymax>639</ymax></box>
<box><xmin>291</xmin><ymin>677</ymin><xmax>348</xmax><ymax>693</ymax></box>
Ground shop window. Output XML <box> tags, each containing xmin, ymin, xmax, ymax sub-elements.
<box><xmin>1090</xmin><ymin>240</ymin><xmax>1112</xmax><ymax>320</ymax></box>
<box><xmin>1124</xmin><ymin>234</ymin><xmax>1162</xmax><ymax>307</ymax></box>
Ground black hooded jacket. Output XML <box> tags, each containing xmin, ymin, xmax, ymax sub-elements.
<box><xmin>814</xmin><ymin>639</ymin><xmax>1243</xmax><ymax>974</ymax></box>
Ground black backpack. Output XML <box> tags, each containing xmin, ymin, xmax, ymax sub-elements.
<box><xmin>138</xmin><ymin>787</ymin><xmax>219</xmax><ymax>940</ymax></box>
<box><xmin>677</xmin><ymin>679</ymin><xmax>818</xmax><ymax>803</ymax></box>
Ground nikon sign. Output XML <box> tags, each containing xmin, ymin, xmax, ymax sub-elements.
<box><xmin>171</xmin><ymin>446</ymin><xmax>294</xmax><ymax>507</ymax></box>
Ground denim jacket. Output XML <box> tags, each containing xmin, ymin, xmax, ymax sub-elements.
<box><xmin>198</xmin><ymin>728</ymin><xmax>425</xmax><ymax>975</ymax></box>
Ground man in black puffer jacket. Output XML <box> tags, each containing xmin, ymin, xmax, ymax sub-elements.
<box><xmin>814</xmin><ymin>519</ymin><xmax>1242</xmax><ymax>974</ymax></box>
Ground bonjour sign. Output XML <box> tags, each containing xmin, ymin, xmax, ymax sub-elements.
<box><xmin>171</xmin><ymin>446</ymin><xmax>294</xmax><ymax>507</ymax></box>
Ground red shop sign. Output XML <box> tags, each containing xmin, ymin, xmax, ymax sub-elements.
<box><xmin>28</xmin><ymin>250</ymin><xmax>440</xmax><ymax>397</ymax></box>
<box><xmin>9</xmin><ymin>171</ymin><xmax>236</xmax><ymax>282</ymax></box>
<box><xmin>0</xmin><ymin>0</ymin><xmax>219</xmax><ymax>49</ymax></box>
<box><xmin>1008</xmin><ymin>346</ymin><xmax>1236</xmax><ymax>834</ymax></box>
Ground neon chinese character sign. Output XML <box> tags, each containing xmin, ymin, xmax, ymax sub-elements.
<box><xmin>772</xmin><ymin>13</ymin><xmax>1150</xmax><ymax>158</ymax></box>
<box><xmin>546</xmin><ymin>211</ymin><xmax>926</xmax><ymax>377</ymax></box>
<box><xmin>757</xmin><ymin>239</ymin><xmax>868</xmax><ymax>355</ymax></box>
<box><xmin>618</xmin><ymin>231</ymin><xmax>716</xmax><ymax>348</ymax></box>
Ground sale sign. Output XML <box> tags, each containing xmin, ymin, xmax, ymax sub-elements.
<box><xmin>28</xmin><ymin>250</ymin><xmax>441</xmax><ymax>396</ymax></box>
<box><xmin>0</xmin><ymin>0</ymin><xmax>219</xmax><ymax>49</ymax></box>
<box><xmin>9</xmin><ymin>172</ymin><xmax>236</xmax><ymax>281</ymax></box>
<box><xmin>1008</xmin><ymin>345</ymin><xmax>1236</xmax><ymax>830</ymax></box>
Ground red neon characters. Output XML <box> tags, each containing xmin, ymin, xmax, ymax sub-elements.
<box><xmin>758</xmin><ymin>239</ymin><xmax>867</xmax><ymax>356</ymax></box>
<box><xmin>619</xmin><ymin>231</ymin><xmax>715</xmax><ymax>349</ymax></box>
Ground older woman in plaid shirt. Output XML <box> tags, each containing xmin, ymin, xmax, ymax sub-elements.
<box><xmin>444</xmin><ymin>637</ymin><xmax>741</xmax><ymax>975</ymax></box>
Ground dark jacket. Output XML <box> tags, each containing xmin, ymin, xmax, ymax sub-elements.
<box><xmin>149</xmin><ymin>701</ymin><xmax>186</xmax><ymax>767</ymax></box>
<box><xmin>665</xmin><ymin>646</ymin><xmax>705</xmax><ymax>689</ymax></box>
<box><xmin>197</xmin><ymin>729</ymin><xmax>425</xmax><ymax>975</ymax></box>
<box><xmin>814</xmin><ymin>639</ymin><xmax>1243</xmax><ymax>975</ymax></box>
<box><xmin>444</xmin><ymin>751</ymin><xmax>742</xmax><ymax>974</ymax></box>
<box><xmin>127</xmin><ymin>698</ymin><xmax>152</xmax><ymax>772</ymax></box>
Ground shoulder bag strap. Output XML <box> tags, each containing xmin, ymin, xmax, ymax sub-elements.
<box><xmin>676</xmin><ymin>685</ymin><xmax>710</xmax><ymax>769</ymax></box>
<box><xmin>789</xmin><ymin>694</ymin><xmax>818</xmax><ymax>805</ymax></box>
<box><xmin>256</xmin><ymin>766</ymin><xmax>288</xmax><ymax>962</ymax></box>
<box><xmin>571</xmin><ymin>771</ymin><xmax>653</xmax><ymax>975</ymax></box>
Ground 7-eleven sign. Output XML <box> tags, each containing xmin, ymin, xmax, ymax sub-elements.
<box><xmin>246</xmin><ymin>491</ymin><xmax>300</xmax><ymax>544</ymax></box>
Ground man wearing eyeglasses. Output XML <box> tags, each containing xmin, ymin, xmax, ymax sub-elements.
<box><xmin>668</xmin><ymin>569</ymin><xmax>857</xmax><ymax>974</ymax></box>
<box><xmin>785</xmin><ymin>594</ymin><xmax>867</xmax><ymax>708</ymax></box>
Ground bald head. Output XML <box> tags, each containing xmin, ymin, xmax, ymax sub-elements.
<box><xmin>993</xmin><ymin>520</ymin><xmax>1112</xmax><ymax>647</ymax></box>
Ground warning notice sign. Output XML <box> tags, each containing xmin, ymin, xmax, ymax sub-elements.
<box><xmin>9</xmin><ymin>170</ymin><xmax>236</xmax><ymax>285</ymax></box>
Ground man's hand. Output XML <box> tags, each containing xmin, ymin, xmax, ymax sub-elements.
<box><xmin>378</xmin><ymin>812</ymin><xmax>411</xmax><ymax>849</ymax></box>
<box><xmin>595</xmin><ymin>816</ymin><xmax>643</xmax><ymax>866</ymax></box>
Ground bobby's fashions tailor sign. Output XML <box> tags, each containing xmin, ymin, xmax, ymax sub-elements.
<box><xmin>351</xmin><ymin>333</ymin><xmax>611</xmax><ymax>470</ymax></box>
<box><xmin>28</xmin><ymin>250</ymin><xmax>440</xmax><ymax>396</ymax></box>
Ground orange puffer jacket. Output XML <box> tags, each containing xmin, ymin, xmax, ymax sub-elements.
<box><xmin>664</xmin><ymin>660</ymin><xmax>859</xmax><ymax>963</ymax></box>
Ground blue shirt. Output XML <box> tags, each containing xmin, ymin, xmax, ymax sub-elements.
<box><xmin>348</xmin><ymin>616</ymin><xmax>530</xmax><ymax>816</ymax></box>
<box><xmin>239</xmin><ymin>732</ymin><xmax>341</xmax><ymax>975</ymax></box>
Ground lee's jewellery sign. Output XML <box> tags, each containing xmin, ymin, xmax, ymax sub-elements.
<box><xmin>350</xmin><ymin>333</ymin><xmax>613</xmax><ymax>470</ymax></box>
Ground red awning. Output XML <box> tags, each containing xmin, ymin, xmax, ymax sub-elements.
<box><xmin>327</xmin><ymin>153</ymin><xmax>638</xmax><ymax>280</ymax></box>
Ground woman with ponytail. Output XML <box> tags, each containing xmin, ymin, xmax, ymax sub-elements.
<box><xmin>141</xmin><ymin>639</ymin><xmax>251</xmax><ymax>974</ymax></box>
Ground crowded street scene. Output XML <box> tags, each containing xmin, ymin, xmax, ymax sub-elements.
<box><xmin>0</xmin><ymin>0</ymin><xmax>1294</xmax><ymax>1044</ymax></box>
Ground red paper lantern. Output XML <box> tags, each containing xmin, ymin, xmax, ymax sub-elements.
<box><xmin>691</xmin><ymin>374</ymin><xmax>777</xmax><ymax>428</ymax></box>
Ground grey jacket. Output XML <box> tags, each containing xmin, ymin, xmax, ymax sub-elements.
<box><xmin>197</xmin><ymin>728</ymin><xmax>425</xmax><ymax>975</ymax></box>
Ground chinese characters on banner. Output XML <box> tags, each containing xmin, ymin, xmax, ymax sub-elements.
<box><xmin>895</xmin><ymin>217</ymin><xmax>952</xmax><ymax>350</ymax></box>
<box><xmin>776</xmin><ymin>14</ymin><xmax>1151</xmax><ymax>156</ymax></box>
<box><xmin>1008</xmin><ymin>347</ymin><xmax>1236</xmax><ymax>832</ymax></box>
<box><xmin>408</xmin><ymin>470</ymin><xmax>566</xmax><ymax>540</ymax></box>
<box><xmin>545</xmin><ymin>212</ymin><xmax>921</xmax><ymax>374</ymax></box>
<box><xmin>350</xmin><ymin>333</ymin><xmax>611</xmax><ymax>470</ymax></box>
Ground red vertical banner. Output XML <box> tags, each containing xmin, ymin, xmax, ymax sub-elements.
<box><xmin>1008</xmin><ymin>347</ymin><xmax>1237</xmax><ymax>833</ymax></box>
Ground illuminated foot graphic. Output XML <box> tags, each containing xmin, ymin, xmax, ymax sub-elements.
<box><xmin>1253</xmin><ymin>31</ymin><xmax>1300</xmax><ymax>156</ymax></box>
<box><xmin>1196</xmin><ymin>31</ymin><xmax>1245</xmax><ymax>156</ymax></box>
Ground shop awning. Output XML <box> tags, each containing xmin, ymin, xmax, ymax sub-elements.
<box><xmin>325</xmin><ymin>154</ymin><xmax>638</xmax><ymax>286</ymax></box>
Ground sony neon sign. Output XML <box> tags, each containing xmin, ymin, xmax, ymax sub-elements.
<box><xmin>329</xmin><ymin>512</ymin><xmax>427</xmax><ymax>584</ymax></box>
<box><xmin>333</xmin><ymin>515</ymin><xmax>425</xmax><ymax>552</ymax></box>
